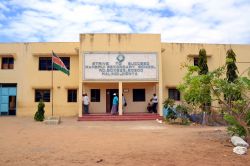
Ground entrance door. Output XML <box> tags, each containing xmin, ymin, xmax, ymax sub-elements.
<box><xmin>106</xmin><ymin>89</ymin><xmax>118</xmax><ymax>113</ymax></box>
<box><xmin>0</xmin><ymin>84</ymin><xmax>17</xmax><ymax>116</ymax></box>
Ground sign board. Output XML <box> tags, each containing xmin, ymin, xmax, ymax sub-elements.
<box><xmin>84</xmin><ymin>53</ymin><xmax>158</xmax><ymax>80</ymax></box>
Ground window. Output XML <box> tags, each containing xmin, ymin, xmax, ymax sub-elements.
<box><xmin>39</xmin><ymin>57</ymin><xmax>52</xmax><ymax>70</ymax></box>
<box><xmin>39</xmin><ymin>57</ymin><xmax>70</xmax><ymax>70</ymax></box>
<box><xmin>68</xmin><ymin>89</ymin><xmax>77</xmax><ymax>102</ymax></box>
<box><xmin>1</xmin><ymin>57</ymin><xmax>14</xmax><ymax>69</ymax></box>
<box><xmin>133</xmin><ymin>89</ymin><xmax>145</xmax><ymax>102</ymax></box>
<box><xmin>91</xmin><ymin>89</ymin><xmax>100</xmax><ymax>102</ymax></box>
<box><xmin>35</xmin><ymin>89</ymin><xmax>50</xmax><ymax>102</ymax></box>
<box><xmin>168</xmin><ymin>88</ymin><xmax>180</xmax><ymax>101</ymax></box>
<box><xmin>60</xmin><ymin>57</ymin><xmax>70</xmax><ymax>70</ymax></box>
<box><xmin>194</xmin><ymin>57</ymin><xmax>199</xmax><ymax>66</ymax></box>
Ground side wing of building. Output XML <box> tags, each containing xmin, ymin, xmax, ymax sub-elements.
<box><xmin>0</xmin><ymin>42</ymin><xmax>79</xmax><ymax>116</ymax></box>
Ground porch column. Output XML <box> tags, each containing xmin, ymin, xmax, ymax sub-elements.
<box><xmin>79</xmin><ymin>83</ymin><xmax>83</xmax><ymax>117</ymax></box>
<box><xmin>118</xmin><ymin>81</ymin><xmax>123</xmax><ymax>115</ymax></box>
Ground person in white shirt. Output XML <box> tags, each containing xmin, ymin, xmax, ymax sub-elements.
<box><xmin>151</xmin><ymin>93</ymin><xmax>158</xmax><ymax>113</ymax></box>
<box><xmin>82</xmin><ymin>93</ymin><xmax>90</xmax><ymax>114</ymax></box>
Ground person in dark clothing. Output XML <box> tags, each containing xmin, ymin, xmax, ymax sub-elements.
<box><xmin>147</xmin><ymin>102</ymin><xmax>153</xmax><ymax>113</ymax></box>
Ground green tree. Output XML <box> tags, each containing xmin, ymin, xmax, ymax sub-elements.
<box><xmin>198</xmin><ymin>49</ymin><xmax>210</xmax><ymax>124</ymax></box>
<box><xmin>178</xmin><ymin>66</ymin><xmax>250</xmax><ymax>142</ymax></box>
<box><xmin>226</xmin><ymin>49</ymin><xmax>238</xmax><ymax>83</ymax></box>
<box><xmin>225</xmin><ymin>49</ymin><xmax>241</xmax><ymax>104</ymax></box>
<box><xmin>198</xmin><ymin>49</ymin><xmax>208</xmax><ymax>75</ymax></box>
<box><xmin>34</xmin><ymin>100</ymin><xmax>45</xmax><ymax>121</ymax></box>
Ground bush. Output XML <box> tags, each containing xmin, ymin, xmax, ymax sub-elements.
<box><xmin>163</xmin><ymin>98</ymin><xmax>175</xmax><ymax>109</ymax></box>
<box><xmin>176</xmin><ymin>105</ymin><xmax>191</xmax><ymax>125</ymax></box>
<box><xmin>165</xmin><ymin>104</ymin><xmax>191</xmax><ymax>125</ymax></box>
<box><xmin>34</xmin><ymin>100</ymin><xmax>45</xmax><ymax>121</ymax></box>
<box><xmin>224</xmin><ymin>113</ymin><xmax>249</xmax><ymax>137</ymax></box>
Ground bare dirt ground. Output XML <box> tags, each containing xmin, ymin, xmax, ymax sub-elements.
<box><xmin>0</xmin><ymin>117</ymin><xmax>249</xmax><ymax>166</ymax></box>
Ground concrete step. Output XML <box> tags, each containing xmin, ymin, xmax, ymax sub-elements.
<box><xmin>78</xmin><ymin>113</ymin><xmax>163</xmax><ymax>121</ymax></box>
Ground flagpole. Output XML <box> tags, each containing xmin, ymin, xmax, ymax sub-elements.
<box><xmin>51</xmin><ymin>51</ymin><xmax>54</xmax><ymax>117</ymax></box>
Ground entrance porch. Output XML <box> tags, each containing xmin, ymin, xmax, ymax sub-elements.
<box><xmin>80</xmin><ymin>82</ymin><xmax>161</xmax><ymax>118</ymax></box>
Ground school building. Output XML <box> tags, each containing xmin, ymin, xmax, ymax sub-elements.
<box><xmin>0</xmin><ymin>34</ymin><xmax>249</xmax><ymax>117</ymax></box>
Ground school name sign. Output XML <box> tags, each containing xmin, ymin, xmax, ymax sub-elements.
<box><xmin>84</xmin><ymin>53</ymin><xmax>158</xmax><ymax>80</ymax></box>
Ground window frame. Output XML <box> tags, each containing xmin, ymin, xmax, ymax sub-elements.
<box><xmin>67</xmin><ymin>89</ymin><xmax>77</xmax><ymax>102</ymax></box>
<box><xmin>35</xmin><ymin>89</ymin><xmax>51</xmax><ymax>102</ymax></box>
<box><xmin>90</xmin><ymin>89</ymin><xmax>100</xmax><ymax>102</ymax></box>
<box><xmin>133</xmin><ymin>89</ymin><xmax>145</xmax><ymax>102</ymax></box>
<box><xmin>1</xmin><ymin>57</ymin><xmax>14</xmax><ymax>69</ymax></box>
<box><xmin>168</xmin><ymin>88</ymin><xmax>181</xmax><ymax>101</ymax></box>
<box><xmin>38</xmin><ymin>57</ymin><xmax>70</xmax><ymax>71</ymax></box>
<box><xmin>193</xmin><ymin>57</ymin><xmax>199</xmax><ymax>66</ymax></box>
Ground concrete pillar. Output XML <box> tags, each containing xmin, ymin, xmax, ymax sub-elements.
<box><xmin>158</xmin><ymin>50</ymin><xmax>163</xmax><ymax>116</ymax></box>
<box><xmin>78</xmin><ymin>47</ymin><xmax>83</xmax><ymax>117</ymax></box>
<box><xmin>118</xmin><ymin>81</ymin><xmax>123</xmax><ymax>115</ymax></box>
<box><xmin>79</xmin><ymin>83</ymin><xmax>83</xmax><ymax>117</ymax></box>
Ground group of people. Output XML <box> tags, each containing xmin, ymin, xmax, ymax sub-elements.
<box><xmin>82</xmin><ymin>92</ymin><xmax>158</xmax><ymax>115</ymax></box>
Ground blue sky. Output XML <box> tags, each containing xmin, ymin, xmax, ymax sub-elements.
<box><xmin>0</xmin><ymin>0</ymin><xmax>250</xmax><ymax>43</ymax></box>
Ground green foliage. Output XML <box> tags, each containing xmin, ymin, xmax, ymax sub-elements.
<box><xmin>177</xmin><ymin>67</ymin><xmax>211</xmax><ymax>107</ymax></box>
<box><xmin>224</xmin><ymin>114</ymin><xmax>246</xmax><ymax>137</ymax></box>
<box><xmin>226</xmin><ymin>49</ymin><xmax>238</xmax><ymax>83</ymax></box>
<box><xmin>163</xmin><ymin>98</ymin><xmax>175</xmax><ymax>108</ymax></box>
<box><xmin>198</xmin><ymin>49</ymin><xmax>208</xmax><ymax>75</ymax></box>
<box><xmin>165</xmin><ymin>104</ymin><xmax>191</xmax><ymax>125</ymax></box>
<box><xmin>179</xmin><ymin>63</ymin><xmax>250</xmax><ymax>139</ymax></box>
<box><xmin>176</xmin><ymin>104</ymin><xmax>191</xmax><ymax>115</ymax></box>
<box><xmin>176</xmin><ymin>105</ymin><xmax>191</xmax><ymax>125</ymax></box>
<box><xmin>34</xmin><ymin>100</ymin><xmax>45</xmax><ymax>121</ymax></box>
<box><xmin>246</xmin><ymin>110</ymin><xmax>250</xmax><ymax>125</ymax></box>
<box><xmin>178</xmin><ymin>66</ymin><xmax>214</xmax><ymax>107</ymax></box>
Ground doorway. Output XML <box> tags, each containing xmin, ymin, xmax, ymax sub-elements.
<box><xmin>0</xmin><ymin>84</ymin><xmax>17</xmax><ymax>116</ymax></box>
<box><xmin>8</xmin><ymin>96</ymin><xmax>16</xmax><ymax>115</ymax></box>
<box><xmin>106</xmin><ymin>89</ymin><xmax>118</xmax><ymax>113</ymax></box>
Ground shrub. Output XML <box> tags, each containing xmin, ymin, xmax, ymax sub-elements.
<box><xmin>34</xmin><ymin>100</ymin><xmax>45</xmax><ymax>121</ymax></box>
<box><xmin>163</xmin><ymin>98</ymin><xmax>175</xmax><ymax>109</ymax></box>
<box><xmin>165</xmin><ymin>104</ymin><xmax>191</xmax><ymax>125</ymax></box>
<box><xmin>224</xmin><ymin>114</ymin><xmax>246</xmax><ymax>137</ymax></box>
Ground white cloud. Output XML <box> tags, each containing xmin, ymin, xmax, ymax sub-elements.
<box><xmin>0</xmin><ymin>0</ymin><xmax>249</xmax><ymax>43</ymax></box>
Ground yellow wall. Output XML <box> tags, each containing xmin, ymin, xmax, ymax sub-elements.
<box><xmin>0</xmin><ymin>42</ymin><xmax>79</xmax><ymax>117</ymax></box>
<box><xmin>161</xmin><ymin>43</ymin><xmax>250</xmax><ymax>102</ymax></box>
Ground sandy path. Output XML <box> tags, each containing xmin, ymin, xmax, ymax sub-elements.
<box><xmin>0</xmin><ymin>117</ymin><xmax>249</xmax><ymax>166</ymax></box>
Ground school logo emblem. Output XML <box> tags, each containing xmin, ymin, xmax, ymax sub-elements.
<box><xmin>116</xmin><ymin>54</ymin><xmax>125</xmax><ymax>63</ymax></box>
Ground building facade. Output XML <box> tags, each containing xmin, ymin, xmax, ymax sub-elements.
<box><xmin>0</xmin><ymin>34</ymin><xmax>249</xmax><ymax>117</ymax></box>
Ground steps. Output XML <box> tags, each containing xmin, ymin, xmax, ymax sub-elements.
<box><xmin>78</xmin><ymin>113</ymin><xmax>163</xmax><ymax>121</ymax></box>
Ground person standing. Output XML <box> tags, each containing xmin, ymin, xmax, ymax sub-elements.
<box><xmin>83</xmin><ymin>93</ymin><xmax>90</xmax><ymax>114</ymax></box>
<box><xmin>122</xmin><ymin>93</ymin><xmax>127</xmax><ymax>112</ymax></box>
<box><xmin>151</xmin><ymin>93</ymin><xmax>158</xmax><ymax>113</ymax></box>
<box><xmin>111</xmin><ymin>93</ymin><xmax>119</xmax><ymax>115</ymax></box>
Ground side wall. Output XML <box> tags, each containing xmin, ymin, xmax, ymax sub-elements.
<box><xmin>161</xmin><ymin>43</ymin><xmax>250</xmax><ymax>103</ymax></box>
<box><xmin>0</xmin><ymin>42</ymin><xmax>79</xmax><ymax>116</ymax></box>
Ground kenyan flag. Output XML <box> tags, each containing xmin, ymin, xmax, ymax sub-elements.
<box><xmin>52</xmin><ymin>51</ymin><xmax>70</xmax><ymax>75</ymax></box>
